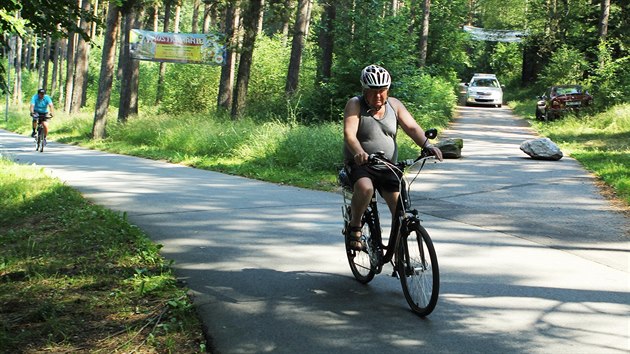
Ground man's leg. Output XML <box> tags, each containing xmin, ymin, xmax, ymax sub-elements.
<box><xmin>381</xmin><ymin>191</ymin><xmax>400</xmax><ymax>216</ymax></box>
<box><xmin>348</xmin><ymin>177</ymin><xmax>373</xmax><ymax>250</ymax></box>
<box><xmin>350</xmin><ymin>177</ymin><xmax>374</xmax><ymax>228</ymax></box>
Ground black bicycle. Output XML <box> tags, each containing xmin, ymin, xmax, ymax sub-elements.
<box><xmin>32</xmin><ymin>113</ymin><xmax>52</xmax><ymax>152</ymax></box>
<box><xmin>339</xmin><ymin>129</ymin><xmax>440</xmax><ymax>317</ymax></box>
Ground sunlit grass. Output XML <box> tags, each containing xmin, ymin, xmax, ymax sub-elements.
<box><xmin>2</xmin><ymin>106</ymin><xmax>443</xmax><ymax>191</ymax></box>
<box><xmin>3</xmin><ymin>100</ymin><xmax>627</xmax><ymax>206</ymax></box>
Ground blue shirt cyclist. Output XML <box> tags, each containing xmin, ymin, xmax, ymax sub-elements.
<box><xmin>29</xmin><ymin>88</ymin><xmax>54</xmax><ymax>137</ymax></box>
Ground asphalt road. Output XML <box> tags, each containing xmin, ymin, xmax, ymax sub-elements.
<box><xmin>1</xmin><ymin>106</ymin><xmax>628</xmax><ymax>354</ymax></box>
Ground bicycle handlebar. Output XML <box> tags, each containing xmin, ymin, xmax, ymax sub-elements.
<box><xmin>367</xmin><ymin>150</ymin><xmax>435</xmax><ymax>171</ymax></box>
<box><xmin>32</xmin><ymin>112</ymin><xmax>53</xmax><ymax>118</ymax></box>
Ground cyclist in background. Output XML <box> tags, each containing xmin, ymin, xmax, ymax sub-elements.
<box><xmin>343</xmin><ymin>65</ymin><xmax>443</xmax><ymax>250</ymax></box>
<box><xmin>30</xmin><ymin>88</ymin><xmax>54</xmax><ymax>138</ymax></box>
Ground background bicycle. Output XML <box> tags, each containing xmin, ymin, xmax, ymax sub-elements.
<box><xmin>32</xmin><ymin>112</ymin><xmax>52</xmax><ymax>153</ymax></box>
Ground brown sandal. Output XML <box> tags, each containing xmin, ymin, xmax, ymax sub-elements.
<box><xmin>347</xmin><ymin>225</ymin><xmax>364</xmax><ymax>251</ymax></box>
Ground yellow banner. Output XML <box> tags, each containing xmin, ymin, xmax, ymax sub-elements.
<box><xmin>129</xmin><ymin>29</ymin><xmax>226</xmax><ymax>65</ymax></box>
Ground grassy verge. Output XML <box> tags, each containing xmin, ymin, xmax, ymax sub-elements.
<box><xmin>1</xmin><ymin>106</ymin><xmax>448</xmax><ymax>191</ymax></box>
<box><xmin>0</xmin><ymin>158</ymin><xmax>207</xmax><ymax>353</ymax></box>
<box><xmin>510</xmin><ymin>99</ymin><xmax>630</xmax><ymax>207</ymax></box>
<box><xmin>2</xmin><ymin>101</ymin><xmax>627</xmax><ymax>205</ymax></box>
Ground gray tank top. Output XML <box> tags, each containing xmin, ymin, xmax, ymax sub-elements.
<box><xmin>344</xmin><ymin>96</ymin><xmax>398</xmax><ymax>164</ymax></box>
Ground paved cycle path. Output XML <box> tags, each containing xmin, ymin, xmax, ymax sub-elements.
<box><xmin>1</xmin><ymin>106</ymin><xmax>628</xmax><ymax>354</ymax></box>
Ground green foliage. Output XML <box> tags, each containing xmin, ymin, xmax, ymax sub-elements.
<box><xmin>0</xmin><ymin>0</ymin><xmax>100</xmax><ymax>94</ymax></box>
<box><xmin>394</xmin><ymin>71</ymin><xmax>456</xmax><ymax>127</ymax></box>
<box><xmin>538</xmin><ymin>45</ymin><xmax>590</xmax><ymax>88</ymax></box>
<box><xmin>476</xmin><ymin>0</ymin><xmax>528</xmax><ymax>29</ymax></box>
<box><xmin>245</xmin><ymin>35</ymin><xmax>292</xmax><ymax>118</ymax></box>
<box><xmin>160</xmin><ymin>63</ymin><xmax>222</xmax><ymax>113</ymax></box>
<box><xmin>330</xmin><ymin>1</ymin><xmax>417</xmax><ymax>99</ymax></box>
<box><xmin>20</xmin><ymin>70</ymin><xmax>39</xmax><ymax>101</ymax></box>
<box><xmin>426</xmin><ymin>0</ymin><xmax>472</xmax><ymax>78</ymax></box>
<box><xmin>489</xmin><ymin>42</ymin><xmax>522</xmax><ymax>87</ymax></box>
<box><xmin>586</xmin><ymin>41</ymin><xmax>630</xmax><ymax>109</ymax></box>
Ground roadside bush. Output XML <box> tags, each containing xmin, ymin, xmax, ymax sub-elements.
<box><xmin>586</xmin><ymin>41</ymin><xmax>630</xmax><ymax>109</ymax></box>
<box><xmin>394</xmin><ymin>70</ymin><xmax>456</xmax><ymax>128</ymax></box>
<box><xmin>490</xmin><ymin>42</ymin><xmax>523</xmax><ymax>87</ymax></box>
<box><xmin>538</xmin><ymin>45</ymin><xmax>589</xmax><ymax>88</ymax></box>
<box><xmin>160</xmin><ymin>63</ymin><xmax>221</xmax><ymax>113</ymax></box>
<box><xmin>245</xmin><ymin>35</ymin><xmax>291</xmax><ymax>118</ymax></box>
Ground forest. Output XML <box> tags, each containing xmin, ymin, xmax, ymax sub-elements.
<box><xmin>1</xmin><ymin>0</ymin><xmax>628</xmax><ymax>133</ymax></box>
<box><xmin>1</xmin><ymin>1</ymin><xmax>629</xmax><ymax>351</ymax></box>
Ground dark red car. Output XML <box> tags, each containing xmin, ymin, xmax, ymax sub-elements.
<box><xmin>535</xmin><ymin>85</ymin><xmax>593</xmax><ymax>121</ymax></box>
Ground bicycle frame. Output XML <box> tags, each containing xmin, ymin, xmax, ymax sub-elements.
<box><xmin>342</xmin><ymin>155</ymin><xmax>434</xmax><ymax>272</ymax></box>
<box><xmin>340</xmin><ymin>128</ymin><xmax>440</xmax><ymax>316</ymax></box>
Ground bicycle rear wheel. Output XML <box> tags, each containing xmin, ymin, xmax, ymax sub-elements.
<box><xmin>397</xmin><ymin>223</ymin><xmax>439</xmax><ymax>316</ymax></box>
<box><xmin>345</xmin><ymin>206</ymin><xmax>376</xmax><ymax>284</ymax></box>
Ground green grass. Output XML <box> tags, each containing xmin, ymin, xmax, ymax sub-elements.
<box><xmin>0</xmin><ymin>158</ymin><xmax>207</xmax><ymax>353</ymax></box>
<box><xmin>2</xmin><ymin>105</ymin><xmax>447</xmax><ymax>191</ymax></box>
<box><xmin>511</xmin><ymin>99</ymin><xmax>630</xmax><ymax>206</ymax></box>
<box><xmin>3</xmin><ymin>99</ymin><xmax>628</xmax><ymax>205</ymax></box>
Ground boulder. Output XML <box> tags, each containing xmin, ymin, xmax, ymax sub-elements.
<box><xmin>436</xmin><ymin>138</ymin><xmax>464</xmax><ymax>159</ymax></box>
<box><xmin>520</xmin><ymin>138</ymin><xmax>563</xmax><ymax>160</ymax></box>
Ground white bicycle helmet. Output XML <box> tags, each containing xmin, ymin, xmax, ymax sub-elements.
<box><xmin>360</xmin><ymin>65</ymin><xmax>391</xmax><ymax>89</ymax></box>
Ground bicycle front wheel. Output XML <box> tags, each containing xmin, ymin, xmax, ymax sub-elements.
<box><xmin>36</xmin><ymin>128</ymin><xmax>43</xmax><ymax>152</ymax></box>
<box><xmin>39</xmin><ymin>134</ymin><xmax>46</xmax><ymax>152</ymax></box>
<box><xmin>397</xmin><ymin>223</ymin><xmax>439</xmax><ymax>317</ymax></box>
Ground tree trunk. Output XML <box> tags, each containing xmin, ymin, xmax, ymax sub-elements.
<box><xmin>285</xmin><ymin>0</ymin><xmax>310</xmax><ymax>95</ymax></box>
<box><xmin>281</xmin><ymin>0</ymin><xmax>293</xmax><ymax>46</ymax></box>
<box><xmin>70</xmin><ymin>0</ymin><xmax>91</xmax><ymax>114</ymax></box>
<box><xmin>57</xmin><ymin>39</ymin><xmax>66</xmax><ymax>106</ymax></box>
<box><xmin>12</xmin><ymin>36</ymin><xmax>23</xmax><ymax>105</ymax></box>
<box><xmin>129</xmin><ymin>8</ymin><xmax>144</xmax><ymax>116</ymax></box>
<box><xmin>93</xmin><ymin>1</ymin><xmax>121</xmax><ymax>139</ymax></box>
<box><xmin>156</xmin><ymin>0</ymin><xmax>172</xmax><ymax>104</ymax></box>
<box><xmin>174</xmin><ymin>0</ymin><xmax>181</xmax><ymax>33</ymax></box>
<box><xmin>304</xmin><ymin>0</ymin><xmax>313</xmax><ymax>40</ymax></box>
<box><xmin>118</xmin><ymin>5</ymin><xmax>142</xmax><ymax>122</ymax></box>
<box><xmin>51</xmin><ymin>38</ymin><xmax>61</xmax><ymax>97</ymax></box>
<box><xmin>217</xmin><ymin>1</ymin><xmax>239</xmax><ymax>110</ymax></box>
<box><xmin>64</xmin><ymin>30</ymin><xmax>76</xmax><ymax>112</ymax></box>
<box><xmin>417</xmin><ymin>0</ymin><xmax>430</xmax><ymax>68</ymax></box>
<box><xmin>42</xmin><ymin>36</ymin><xmax>52</xmax><ymax>91</ymax></box>
<box><xmin>25</xmin><ymin>40</ymin><xmax>34</xmax><ymax>71</ymax></box>
<box><xmin>116</xmin><ymin>16</ymin><xmax>125</xmax><ymax>79</ymax></box>
<box><xmin>192</xmin><ymin>0</ymin><xmax>200</xmax><ymax>33</ymax></box>
<box><xmin>257</xmin><ymin>0</ymin><xmax>265</xmax><ymax>35</ymax></box>
<box><xmin>203</xmin><ymin>3</ymin><xmax>212</xmax><ymax>33</ymax></box>
<box><xmin>231</xmin><ymin>0</ymin><xmax>263</xmax><ymax>119</ymax></box>
<box><xmin>316</xmin><ymin>0</ymin><xmax>335</xmax><ymax>85</ymax></box>
<box><xmin>598</xmin><ymin>0</ymin><xmax>610</xmax><ymax>39</ymax></box>
<box><xmin>36</xmin><ymin>35</ymin><xmax>44</xmax><ymax>88</ymax></box>
<box><xmin>91</xmin><ymin>0</ymin><xmax>99</xmax><ymax>38</ymax></box>
<box><xmin>152</xmin><ymin>4</ymin><xmax>159</xmax><ymax>31</ymax></box>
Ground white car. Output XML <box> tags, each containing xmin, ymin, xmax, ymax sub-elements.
<box><xmin>465</xmin><ymin>74</ymin><xmax>504</xmax><ymax>108</ymax></box>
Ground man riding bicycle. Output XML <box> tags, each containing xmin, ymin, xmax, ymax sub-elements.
<box><xmin>343</xmin><ymin>65</ymin><xmax>443</xmax><ymax>251</ymax></box>
<box><xmin>30</xmin><ymin>88</ymin><xmax>54</xmax><ymax>138</ymax></box>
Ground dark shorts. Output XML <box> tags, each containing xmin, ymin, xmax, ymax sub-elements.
<box><xmin>32</xmin><ymin>113</ymin><xmax>50</xmax><ymax>122</ymax></box>
<box><xmin>346</xmin><ymin>163</ymin><xmax>401</xmax><ymax>194</ymax></box>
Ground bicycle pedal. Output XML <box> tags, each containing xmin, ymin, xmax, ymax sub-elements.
<box><xmin>390</xmin><ymin>270</ymin><xmax>399</xmax><ymax>278</ymax></box>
